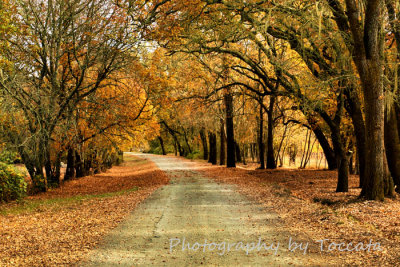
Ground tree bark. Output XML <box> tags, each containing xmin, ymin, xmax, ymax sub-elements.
<box><xmin>258</xmin><ymin>103</ymin><xmax>265</xmax><ymax>169</ymax></box>
<box><xmin>336</xmin><ymin>152</ymin><xmax>350</xmax><ymax>192</ymax></box>
<box><xmin>225</xmin><ymin>91</ymin><xmax>236</xmax><ymax>167</ymax></box>
<box><xmin>310</xmin><ymin>124</ymin><xmax>337</xmax><ymax>170</ymax></box>
<box><xmin>158</xmin><ymin>136</ymin><xmax>166</xmax><ymax>155</ymax></box>
<box><xmin>219</xmin><ymin>120</ymin><xmax>226</xmax><ymax>165</ymax></box>
<box><xmin>344</xmin><ymin>84</ymin><xmax>366</xmax><ymax>188</ymax></box>
<box><xmin>235</xmin><ymin>142</ymin><xmax>241</xmax><ymax>163</ymax></box>
<box><xmin>345</xmin><ymin>0</ymin><xmax>387</xmax><ymax>200</ymax></box>
<box><xmin>200</xmin><ymin>128</ymin><xmax>208</xmax><ymax>160</ymax></box>
<box><xmin>266</xmin><ymin>96</ymin><xmax>277</xmax><ymax>169</ymax></box>
<box><xmin>75</xmin><ymin>151</ymin><xmax>85</xmax><ymax>178</ymax></box>
<box><xmin>208</xmin><ymin>132</ymin><xmax>217</xmax><ymax>165</ymax></box>
<box><xmin>385</xmin><ymin>106</ymin><xmax>400</xmax><ymax>191</ymax></box>
<box><xmin>64</xmin><ymin>148</ymin><xmax>76</xmax><ymax>181</ymax></box>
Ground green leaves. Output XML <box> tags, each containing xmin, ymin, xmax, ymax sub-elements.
<box><xmin>0</xmin><ymin>162</ymin><xmax>27</xmax><ymax>202</ymax></box>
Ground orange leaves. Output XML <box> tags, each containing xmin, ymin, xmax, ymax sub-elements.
<box><xmin>0</xmin><ymin>155</ymin><xmax>169</xmax><ymax>266</ymax></box>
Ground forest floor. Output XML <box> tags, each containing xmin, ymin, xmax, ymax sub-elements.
<box><xmin>0</xmin><ymin>154</ymin><xmax>169</xmax><ymax>266</ymax></box>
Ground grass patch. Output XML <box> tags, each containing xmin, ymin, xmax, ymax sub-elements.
<box><xmin>123</xmin><ymin>155</ymin><xmax>148</xmax><ymax>166</ymax></box>
<box><xmin>0</xmin><ymin>187</ymin><xmax>139</xmax><ymax>216</ymax></box>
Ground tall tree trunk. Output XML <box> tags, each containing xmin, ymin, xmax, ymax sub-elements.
<box><xmin>250</xmin><ymin>143</ymin><xmax>255</xmax><ymax>162</ymax></box>
<box><xmin>225</xmin><ymin>91</ymin><xmax>236</xmax><ymax>167</ymax></box>
<box><xmin>345</xmin><ymin>0</ymin><xmax>387</xmax><ymax>200</ymax></box>
<box><xmin>235</xmin><ymin>141</ymin><xmax>241</xmax><ymax>163</ymax></box>
<box><xmin>308</xmin><ymin>122</ymin><xmax>337</xmax><ymax>170</ymax></box>
<box><xmin>173</xmin><ymin>141</ymin><xmax>177</xmax><ymax>156</ymax></box>
<box><xmin>266</xmin><ymin>96</ymin><xmax>277</xmax><ymax>169</ymax></box>
<box><xmin>258</xmin><ymin>103</ymin><xmax>265</xmax><ymax>169</ymax></box>
<box><xmin>385</xmin><ymin>106</ymin><xmax>400</xmax><ymax>191</ymax></box>
<box><xmin>242</xmin><ymin>144</ymin><xmax>247</xmax><ymax>165</ymax></box>
<box><xmin>349</xmin><ymin>149</ymin><xmax>354</xmax><ymax>175</ymax></box>
<box><xmin>75</xmin><ymin>151</ymin><xmax>85</xmax><ymax>178</ymax></box>
<box><xmin>344</xmin><ymin>84</ymin><xmax>366</xmax><ymax>188</ymax></box>
<box><xmin>64</xmin><ymin>148</ymin><xmax>76</xmax><ymax>181</ymax></box>
<box><xmin>183</xmin><ymin>129</ymin><xmax>192</xmax><ymax>154</ymax></box>
<box><xmin>330</xmin><ymin>123</ymin><xmax>349</xmax><ymax>192</ymax></box>
<box><xmin>22</xmin><ymin>154</ymin><xmax>46</xmax><ymax>193</ymax></box>
<box><xmin>200</xmin><ymin>128</ymin><xmax>208</xmax><ymax>160</ymax></box>
<box><xmin>336</xmin><ymin>152</ymin><xmax>349</xmax><ymax>192</ymax></box>
<box><xmin>158</xmin><ymin>136</ymin><xmax>166</xmax><ymax>155</ymax></box>
<box><xmin>208</xmin><ymin>132</ymin><xmax>217</xmax><ymax>165</ymax></box>
<box><xmin>219</xmin><ymin>120</ymin><xmax>226</xmax><ymax>165</ymax></box>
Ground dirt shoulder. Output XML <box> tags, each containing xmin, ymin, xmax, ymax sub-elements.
<box><xmin>0</xmin><ymin>154</ymin><xmax>169</xmax><ymax>267</ymax></box>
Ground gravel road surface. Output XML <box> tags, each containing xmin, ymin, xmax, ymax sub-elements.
<box><xmin>81</xmin><ymin>154</ymin><xmax>323</xmax><ymax>266</ymax></box>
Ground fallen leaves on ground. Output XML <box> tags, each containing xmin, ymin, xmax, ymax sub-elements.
<box><xmin>0</xmin><ymin>155</ymin><xmax>169</xmax><ymax>267</ymax></box>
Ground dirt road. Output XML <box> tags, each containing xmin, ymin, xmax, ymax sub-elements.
<box><xmin>82</xmin><ymin>154</ymin><xmax>323</xmax><ymax>266</ymax></box>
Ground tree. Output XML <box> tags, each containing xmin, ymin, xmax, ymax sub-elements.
<box><xmin>340</xmin><ymin>0</ymin><xmax>393</xmax><ymax>199</ymax></box>
<box><xmin>0</xmin><ymin>0</ymin><xmax>134</xmax><ymax>191</ymax></box>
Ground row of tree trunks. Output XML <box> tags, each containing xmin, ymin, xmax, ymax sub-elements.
<box><xmin>64</xmin><ymin>148</ymin><xmax>123</xmax><ymax>182</ymax></box>
<box><xmin>161</xmin><ymin>121</ymin><xmax>185</xmax><ymax>156</ymax></box>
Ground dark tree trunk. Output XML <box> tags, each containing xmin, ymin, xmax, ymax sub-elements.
<box><xmin>161</xmin><ymin>121</ymin><xmax>183</xmax><ymax>156</ymax></box>
<box><xmin>219</xmin><ymin>120</ymin><xmax>226</xmax><ymax>165</ymax></box>
<box><xmin>64</xmin><ymin>148</ymin><xmax>76</xmax><ymax>181</ymax></box>
<box><xmin>242</xmin><ymin>144</ymin><xmax>247</xmax><ymax>165</ymax></box>
<box><xmin>208</xmin><ymin>132</ymin><xmax>217</xmax><ymax>165</ymax></box>
<box><xmin>19</xmin><ymin>148</ymin><xmax>47</xmax><ymax>192</ymax></box>
<box><xmin>310</xmin><ymin>124</ymin><xmax>337</xmax><ymax>170</ymax></box>
<box><xmin>250</xmin><ymin>143</ymin><xmax>255</xmax><ymax>162</ymax></box>
<box><xmin>258</xmin><ymin>103</ymin><xmax>265</xmax><ymax>169</ymax></box>
<box><xmin>225</xmin><ymin>92</ymin><xmax>236</xmax><ymax>167</ymax></box>
<box><xmin>158</xmin><ymin>136</ymin><xmax>166</xmax><ymax>155</ymax></box>
<box><xmin>75</xmin><ymin>151</ymin><xmax>85</xmax><ymax>178</ymax></box>
<box><xmin>345</xmin><ymin>0</ymin><xmax>388</xmax><ymax>200</ymax></box>
<box><xmin>330</xmin><ymin>121</ymin><xmax>349</xmax><ymax>192</ymax></box>
<box><xmin>266</xmin><ymin>96</ymin><xmax>277</xmax><ymax>169</ymax></box>
<box><xmin>173</xmin><ymin>141</ymin><xmax>177</xmax><ymax>156</ymax></box>
<box><xmin>200</xmin><ymin>128</ymin><xmax>208</xmax><ymax>160</ymax></box>
<box><xmin>44</xmin><ymin>146</ymin><xmax>61</xmax><ymax>188</ymax></box>
<box><xmin>45</xmin><ymin>160</ymin><xmax>61</xmax><ymax>187</ymax></box>
<box><xmin>385</xmin><ymin>106</ymin><xmax>400</xmax><ymax>191</ymax></box>
<box><xmin>349</xmin><ymin>150</ymin><xmax>354</xmax><ymax>175</ymax></box>
<box><xmin>235</xmin><ymin>142</ymin><xmax>241</xmax><ymax>163</ymax></box>
<box><xmin>177</xmin><ymin>140</ymin><xmax>183</xmax><ymax>156</ymax></box>
<box><xmin>344</xmin><ymin>84</ymin><xmax>366</xmax><ymax>188</ymax></box>
<box><xmin>183</xmin><ymin>130</ymin><xmax>192</xmax><ymax>154</ymax></box>
<box><xmin>336</xmin><ymin>152</ymin><xmax>350</xmax><ymax>192</ymax></box>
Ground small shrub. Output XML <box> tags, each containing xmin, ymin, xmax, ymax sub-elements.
<box><xmin>0</xmin><ymin>150</ymin><xmax>22</xmax><ymax>164</ymax></box>
<box><xmin>0</xmin><ymin>162</ymin><xmax>27</xmax><ymax>202</ymax></box>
